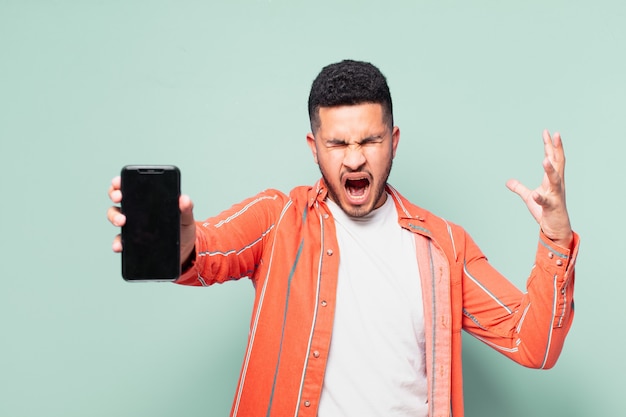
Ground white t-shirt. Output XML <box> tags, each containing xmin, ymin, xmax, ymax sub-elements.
<box><xmin>319</xmin><ymin>194</ymin><xmax>428</xmax><ymax>417</ymax></box>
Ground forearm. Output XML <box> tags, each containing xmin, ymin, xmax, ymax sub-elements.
<box><xmin>515</xmin><ymin>231</ymin><xmax>579</xmax><ymax>367</ymax></box>
<box><xmin>175</xmin><ymin>189</ymin><xmax>289</xmax><ymax>287</ymax></box>
<box><xmin>461</xmin><ymin>231</ymin><xmax>579</xmax><ymax>368</ymax></box>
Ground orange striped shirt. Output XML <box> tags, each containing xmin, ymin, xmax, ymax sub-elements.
<box><xmin>176</xmin><ymin>179</ymin><xmax>578</xmax><ymax>417</ymax></box>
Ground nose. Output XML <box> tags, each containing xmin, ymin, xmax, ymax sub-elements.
<box><xmin>342</xmin><ymin>145</ymin><xmax>366</xmax><ymax>170</ymax></box>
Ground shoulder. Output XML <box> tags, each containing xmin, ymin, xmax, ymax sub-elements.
<box><xmin>388</xmin><ymin>185</ymin><xmax>462</xmax><ymax>231</ymax></box>
<box><xmin>239</xmin><ymin>183</ymin><xmax>319</xmax><ymax>218</ymax></box>
<box><xmin>388</xmin><ymin>185</ymin><xmax>471</xmax><ymax>259</ymax></box>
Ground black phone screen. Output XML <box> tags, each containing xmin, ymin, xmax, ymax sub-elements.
<box><xmin>121</xmin><ymin>165</ymin><xmax>181</xmax><ymax>281</ymax></box>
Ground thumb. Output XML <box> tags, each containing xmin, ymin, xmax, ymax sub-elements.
<box><xmin>506</xmin><ymin>178</ymin><xmax>530</xmax><ymax>201</ymax></box>
<box><xmin>179</xmin><ymin>194</ymin><xmax>197</xmax><ymax>264</ymax></box>
<box><xmin>180</xmin><ymin>194</ymin><xmax>195</xmax><ymax>226</ymax></box>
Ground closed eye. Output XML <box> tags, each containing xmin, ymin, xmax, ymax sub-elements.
<box><xmin>326</xmin><ymin>139</ymin><xmax>349</xmax><ymax>148</ymax></box>
<box><xmin>360</xmin><ymin>136</ymin><xmax>384</xmax><ymax>146</ymax></box>
<box><xmin>325</xmin><ymin>136</ymin><xmax>385</xmax><ymax>148</ymax></box>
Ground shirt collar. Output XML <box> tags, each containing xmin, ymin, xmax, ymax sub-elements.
<box><xmin>308</xmin><ymin>178</ymin><xmax>436</xmax><ymax>241</ymax></box>
<box><xmin>308</xmin><ymin>178</ymin><xmax>329</xmax><ymax>208</ymax></box>
<box><xmin>308</xmin><ymin>179</ymin><xmax>426</xmax><ymax>221</ymax></box>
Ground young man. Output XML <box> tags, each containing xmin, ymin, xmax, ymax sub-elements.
<box><xmin>108</xmin><ymin>60</ymin><xmax>578</xmax><ymax>417</ymax></box>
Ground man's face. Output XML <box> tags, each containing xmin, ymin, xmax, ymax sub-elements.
<box><xmin>306</xmin><ymin>103</ymin><xmax>400</xmax><ymax>217</ymax></box>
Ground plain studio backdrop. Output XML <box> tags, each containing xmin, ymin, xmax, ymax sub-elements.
<box><xmin>1</xmin><ymin>1</ymin><xmax>623</xmax><ymax>416</ymax></box>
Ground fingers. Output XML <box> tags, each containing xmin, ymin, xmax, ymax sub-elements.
<box><xmin>531</xmin><ymin>190</ymin><xmax>547</xmax><ymax>207</ymax></box>
<box><xmin>112</xmin><ymin>234</ymin><xmax>122</xmax><ymax>253</ymax></box>
<box><xmin>508</xmin><ymin>130</ymin><xmax>567</xmax><ymax>206</ymax></box>
<box><xmin>107</xmin><ymin>205</ymin><xmax>125</xmax><ymax>226</ymax></box>
<box><xmin>509</xmin><ymin>175</ymin><xmax>551</xmax><ymax>210</ymax></box>
<box><xmin>507</xmin><ymin>177</ymin><xmax>549</xmax><ymax>209</ymax></box>
<box><xmin>507</xmin><ymin>178</ymin><xmax>542</xmax><ymax>223</ymax></box>
<box><xmin>108</xmin><ymin>176</ymin><xmax>124</xmax><ymax>252</ymax></box>
<box><xmin>542</xmin><ymin>129</ymin><xmax>554</xmax><ymax>161</ymax></box>
<box><xmin>107</xmin><ymin>175</ymin><xmax>125</xmax><ymax>226</ymax></box>
<box><xmin>108</xmin><ymin>177</ymin><xmax>197</xmax><ymax>256</ymax></box>
<box><xmin>109</xmin><ymin>176</ymin><xmax>122</xmax><ymax>203</ymax></box>
<box><xmin>542</xmin><ymin>155</ymin><xmax>564</xmax><ymax>193</ymax></box>
<box><xmin>543</xmin><ymin>130</ymin><xmax>566</xmax><ymax>175</ymax></box>
<box><xmin>506</xmin><ymin>130</ymin><xmax>572</xmax><ymax>244</ymax></box>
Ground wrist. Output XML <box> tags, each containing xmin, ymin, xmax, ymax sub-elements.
<box><xmin>181</xmin><ymin>247</ymin><xmax>196</xmax><ymax>272</ymax></box>
<box><xmin>547</xmin><ymin>231</ymin><xmax>574</xmax><ymax>250</ymax></box>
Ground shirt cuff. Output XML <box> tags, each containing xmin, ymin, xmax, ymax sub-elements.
<box><xmin>536</xmin><ymin>230</ymin><xmax>580</xmax><ymax>277</ymax></box>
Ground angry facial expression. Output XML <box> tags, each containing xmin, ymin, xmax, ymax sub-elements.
<box><xmin>307</xmin><ymin>103</ymin><xmax>400</xmax><ymax>217</ymax></box>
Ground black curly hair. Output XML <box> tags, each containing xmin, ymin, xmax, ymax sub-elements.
<box><xmin>308</xmin><ymin>59</ymin><xmax>393</xmax><ymax>133</ymax></box>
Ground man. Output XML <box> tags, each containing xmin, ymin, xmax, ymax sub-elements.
<box><xmin>107</xmin><ymin>60</ymin><xmax>578</xmax><ymax>417</ymax></box>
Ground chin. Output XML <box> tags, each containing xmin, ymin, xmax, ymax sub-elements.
<box><xmin>336</xmin><ymin>193</ymin><xmax>382</xmax><ymax>217</ymax></box>
<box><xmin>341</xmin><ymin>204</ymin><xmax>374</xmax><ymax>218</ymax></box>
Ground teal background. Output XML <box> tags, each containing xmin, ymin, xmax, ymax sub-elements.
<box><xmin>1</xmin><ymin>1</ymin><xmax>623</xmax><ymax>416</ymax></box>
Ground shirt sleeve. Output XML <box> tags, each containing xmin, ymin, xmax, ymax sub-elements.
<box><xmin>461</xmin><ymin>229</ymin><xmax>579</xmax><ymax>369</ymax></box>
<box><xmin>175</xmin><ymin>189</ymin><xmax>290</xmax><ymax>287</ymax></box>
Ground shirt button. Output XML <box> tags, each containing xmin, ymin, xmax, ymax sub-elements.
<box><xmin>323</xmin><ymin>213</ymin><xmax>330</xmax><ymax>219</ymax></box>
<box><xmin>321</xmin><ymin>300</ymin><xmax>327</xmax><ymax>307</ymax></box>
<box><xmin>556</xmin><ymin>259</ymin><xmax>563</xmax><ymax>266</ymax></box>
<box><xmin>548</xmin><ymin>252</ymin><xmax>554</xmax><ymax>259</ymax></box>
<box><xmin>304</xmin><ymin>401</ymin><xmax>311</xmax><ymax>407</ymax></box>
<box><xmin>313</xmin><ymin>350</ymin><xmax>320</xmax><ymax>358</ymax></box>
<box><xmin>326</xmin><ymin>249</ymin><xmax>333</xmax><ymax>256</ymax></box>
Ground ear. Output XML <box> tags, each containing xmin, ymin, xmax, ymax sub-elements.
<box><xmin>306</xmin><ymin>132</ymin><xmax>319</xmax><ymax>164</ymax></box>
<box><xmin>391</xmin><ymin>126</ymin><xmax>400</xmax><ymax>159</ymax></box>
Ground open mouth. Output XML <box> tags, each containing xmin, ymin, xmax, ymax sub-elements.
<box><xmin>344</xmin><ymin>176</ymin><xmax>371</xmax><ymax>203</ymax></box>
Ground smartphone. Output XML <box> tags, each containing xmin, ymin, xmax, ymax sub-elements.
<box><xmin>120</xmin><ymin>165</ymin><xmax>181</xmax><ymax>281</ymax></box>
